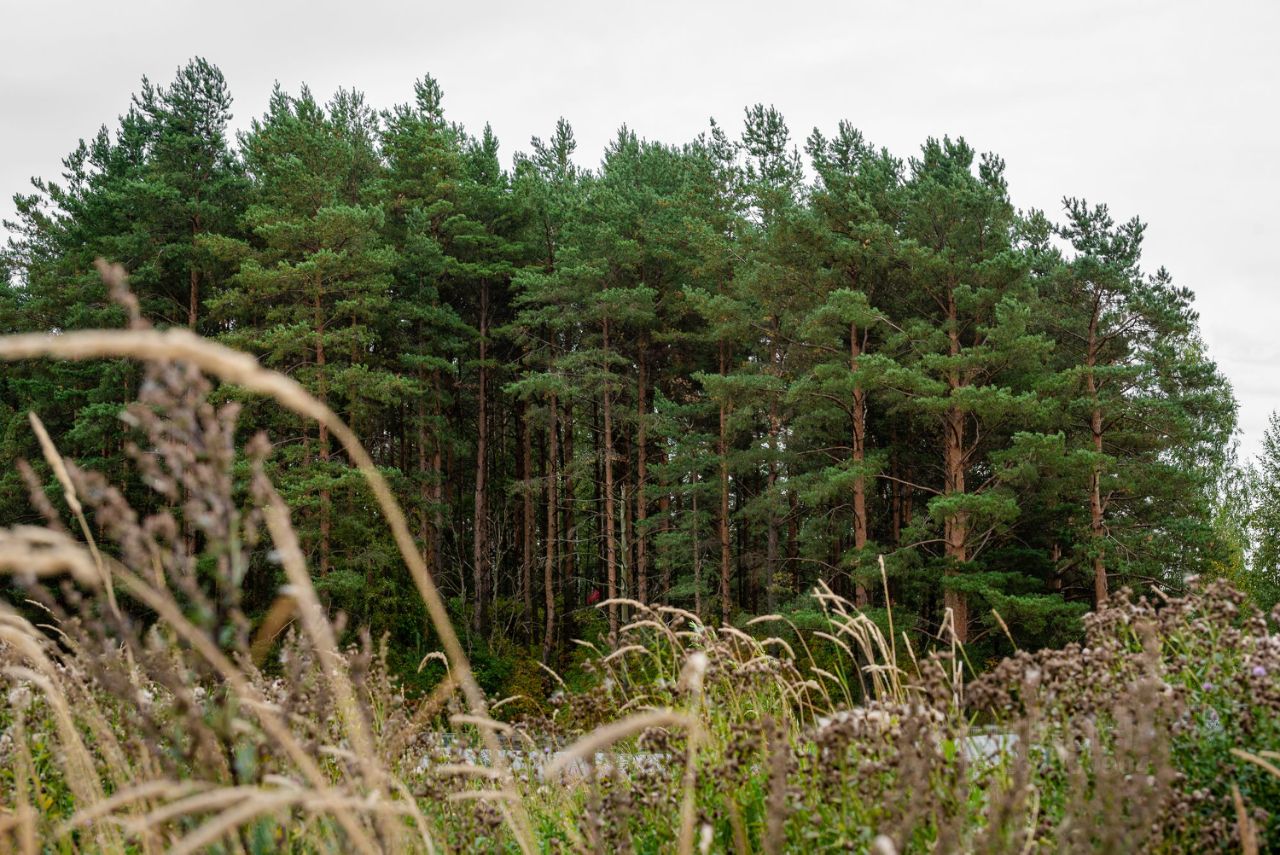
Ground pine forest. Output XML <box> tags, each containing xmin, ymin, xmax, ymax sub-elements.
<box><xmin>3</xmin><ymin>59</ymin><xmax>1280</xmax><ymax>852</ymax></box>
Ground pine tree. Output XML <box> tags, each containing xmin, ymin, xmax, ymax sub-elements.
<box><xmin>1</xmin><ymin>59</ymin><xmax>246</xmax><ymax>521</ymax></box>
<box><xmin>1047</xmin><ymin>201</ymin><xmax>1235</xmax><ymax>602</ymax></box>
<box><xmin>886</xmin><ymin>138</ymin><xmax>1053</xmax><ymax>642</ymax></box>
<box><xmin>130</xmin><ymin>58</ymin><xmax>248</xmax><ymax>332</ymax></box>
<box><xmin>688</xmin><ymin>107</ymin><xmax>807</xmax><ymax>615</ymax></box>
<box><xmin>736</xmin><ymin>106</ymin><xmax>805</xmax><ymax>612</ymax></box>
<box><xmin>379</xmin><ymin>75</ymin><xmax>471</xmax><ymax>595</ymax></box>
<box><xmin>684</xmin><ymin>119</ymin><xmax>748</xmax><ymax>623</ymax></box>
<box><xmin>791</xmin><ymin>123</ymin><xmax>902</xmax><ymax>602</ymax></box>
<box><xmin>453</xmin><ymin>123</ymin><xmax>524</xmax><ymax>635</ymax></box>
<box><xmin>509</xmin><ymin>118</ymin><xmax>583</xmax><ymax>658</ymax></box>
<box><xmin>211</xmin><ymin>86</ymin><xmax>398</xmax><ymax>603</ymax></box>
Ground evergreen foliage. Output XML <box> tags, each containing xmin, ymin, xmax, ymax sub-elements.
<box><xmin>2</xmin><ymin>60</ymin><xmax>1242</xmax><ymax>668</ymax></box>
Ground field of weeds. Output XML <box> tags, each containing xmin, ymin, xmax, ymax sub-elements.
<box><xmin>1</xmin><ymin>267</ymin><xmax>1278</xmax><ymax>853</ymax></box>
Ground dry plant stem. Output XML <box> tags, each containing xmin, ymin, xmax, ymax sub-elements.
<box><xmin>0</xmin><ymin>527</ymin><xmax>102</xmax><ymax>585</ymax></box>
<box><xmin>12</xmin><ymin>712</ymin><xmax>32</xmax><ymax>837</ymax></box>
<box><xmin>387</xmin><ymin>776</ymin><xmax>440</xmax><ymax>855</ymax></box>
<box><xmin>62</xmin><ymin>781</ymin><xmax>208</xmax><ymax>833</ymax></box>
<box><xmin>259</xmin><ymin>481</ymin><xmax>403</xmax><ymax>848</ymax></box>
<box><xmin>130</xmin><ymin>785</ymin><xmax>266</xmax><ymax>829</ymax></box>
<box><xmin>0</xmin><ymin>804</ymin><xmax>39</xmax><ymax>855</ymax></box>
<box><xmin>449</xmin><ymin>714</ymin><xmax>514</xmax><ymax>734</ymax></box>
<box><xmin>436</xmin><ymin>764</ymin><xmax>504</xmax><ymax>779</ymax></box>
<box><xmin>991</xmin><ymin>608</ymin><xmax>1017</xmax><ymax>650</ymax></box>
<box><xmin>676</xmin><ymin>652</ymin><xmax>708</xmax><ymax>855</ymax></box>
<box><xmin>167</xmin><ymin>791</ymin><xmax>300</xmax><ymax>855</ymax></box>
<box><xmin>166</xmin><ymin>790</ymin><xmax>420</xmax><ymax>855</ymax></box>
<box><xmin>543</xmin><ymin>710</ymin><xmax>694</xmax><ymax>779</ymax></box>
<box><xmin>105</xmin><ymin>564</ymin><xmax>381</xmax><ymax>855</ymax></box>
<box><xmin>1230</xmin><ymin>748</ymin><xmax>1280</xmax><ymax>779</ymax></box>
<box><xmin>0</xmin><ymin>666</ymin><xmax>120</xmax><ymax>853</ymax></box>
<box><xmin>63</xmin><ymin>674</ymin><xmax>135</xmax><ymax>794</ymax></box>
<box><xmin>537</xmin><ymin>661</ymin><xmax>567</xmax><ymax>689</ymax></box>
<box><xmin>1233</xmin><ymin>784</ymin><xmax>1259</xmax><ymax>855</ymax></box>
<box><xmin>748</xmin><ymin>612</ymin><xmax>819</xmax><ymax>674</ymax></box>
<box><xmin>10</xmin><ymin>712</ymin><xmax>39</xmax><ymax>855</ymax></box>
<box><xmin>26</xmin><ymin>412</ymin><xmax>122</xmax><ymax>621</ymax></box>
<box><xmin>0</xmin><ymin>612</ymin><xmax>119</xmax><ymax>847</ymax></box>
<box><xmin>878</xmin><ymin>555</ymin><xmax>897</xmax><ymax>670</ymax></box>
<box><xmin>444</xmin><ymin>790</ymin><xmax>523</xmax><ymax>803</ymax></box>
<box><xmin>0</xmin><ymin>271</ymin><xmax>534</xmax><ymax>848</ymax></box>
<box><xmin>382</xmin><ymin>673</ymin><xmax>459</xmax><ymax>762</ymax></box>
<box><xmin>249</xmin><ymin>593</ymin><xmax>298</xmax><ymax>665</ymax></box>
<box><xmin>25</xmin><ymin>413</ymin><xmax>142</xmax><ymax>686</ymax></box>
<box><xmin>726</xmin><ymin>798</ymin><xmax>750</xmax><ymax>855</ymax></box>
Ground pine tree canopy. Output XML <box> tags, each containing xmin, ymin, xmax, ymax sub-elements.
<box><xmin>2</xmin><ymin>62</ymin><xmax>1243</xmax><ymax>672</ymax></box>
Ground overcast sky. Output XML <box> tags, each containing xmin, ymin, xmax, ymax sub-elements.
<box><xmin>2</xmin><ymin>0</ymin><xmax>1277</xmax><ymax>457</ymax></box>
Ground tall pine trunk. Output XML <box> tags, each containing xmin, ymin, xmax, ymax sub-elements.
<box><xmin>472</xmin><ymin>282</ymin><xmax>490</xmax><ymax>634</ymax></box>
<box><xmin>657</xmin><ymin>451</ymin><xmax>671</xmax><ymax>603</ymax></box>
<box><xmin>431</xmin><ymin>371</ymin><xmax>444</xmax><ymax>581</ymax></box>
<box><xmin>188</xmin><ymin>213</ymin><xmax>201</xmax><ymax>331</ymax></box>
<box><xmin>315</xmin><ymin>289</ymin><xmax>330</xmax><ymax>575</ymax></box>
<box><xmin>765</xmin><ymin>319</ymin><xmax>781</xmax><ymax>611</ymax></box>
<box><xmin>943</xmin><ymin>402</ymin><xmax>969</xmax><ymax>640</ymax></box>
<box><xmin>851</xmin><ymin>321</ymin><xmax>869</xmax><ymax>605</ymax></box>
<box><xmin>417</xmin><ymin>387</ymin><xmax>436</xmax><ymax>577</ymax></box>
<box><xmin>942</xmin><ymin>294</ymin><xmax>969</xmax><ymax>642</ymax></box>
<box><xmin>692</xmin><ymin>479</ymin><xmax>702</xmax><ymax>620</ymax></box>
<box><xmin>787</xmin><ymin>490</ymin><xmax>800</xmax><ymax>592</ymax></box>
<box><xmin>521</xmin><ymin>398</ymin><xmax>536</xmax><ymax>641</ymax></box>
<box><xmin>602</xmin><ymin>317</ymin><xmax>619</xmax><ymax>645</ymax></box>
<box><xmin>1087</xmin><ymin>313</ymin><xmax>1108</xmax><ymax>605</ymax></box>
<box><xmin>623</xmin><ymin>482</ymin><xmax>633</xmax><ymax>620</ymax></box>
<box><xmin>542</xmin><ymin>390</ymin><xmax>559</xmax><ymax>663</ymax></box>
<box><xmin>718</xmin><ymin>339</ymin><xmax>732</xmax><ymax>626</ymax></box>
<box><xmin>635</xmin><ymin>348</ymin><xmax>649</xmax><ymax>604</ymax></box>
<box><xmin>562</xmin><ymin>407</ymin><xmax>576</xmax><ymax>625</ymax></box>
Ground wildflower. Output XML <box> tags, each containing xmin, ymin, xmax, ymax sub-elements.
<box><xmin>698</xmin><ymin>822</ymin><xmax>714</xmax><ymax>854</ymax></box>
<box><xmin>7</xmin><ymin>684</ymin><xmax>33</xmax><ymax>712</ymax></box>
<box><xmin>1201</xmin><ymin>681</ymin><xmax>1214</xmax><ymax>692</ymax></box>
<box><xmin>870</xmin><ymin>834</ymin><xmax>898</xmax><ymax>855</ymax></box>
<box><xmin>1252</xmin><ymin>665</ymin><xmax>1267</xmax><ymax>677</ymax></box>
